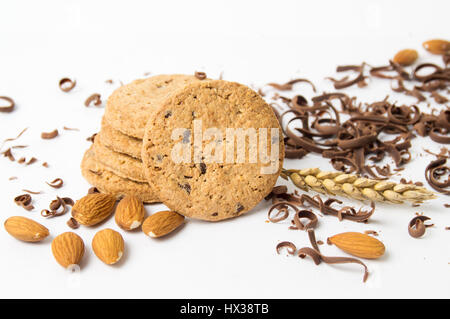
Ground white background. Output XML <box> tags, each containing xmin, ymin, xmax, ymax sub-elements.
<box><xmin>0</xmin><ymin>0</ymin><xmax>449</xmax><ymax>299</ymax></box>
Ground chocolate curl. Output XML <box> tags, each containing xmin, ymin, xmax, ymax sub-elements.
<box><xmin>59</xmin><ymin>78</ymin><xmax>76</xmax><ymax>92</ymax></box>
<box><xmin>276</xmin><ymin>241</ymin><xmax>297</xmax><ymax>255</ymax></box>
<box><xmin>46</xmin><ymin>178</ymin><xmax>64</xmax><ymax>189</ymax></box>
<box><xmin>425</xmin><ymin>158</ymin><xmax>450</xmax><ymax>195</ymax></box>
<box><xmin>0</xmin><ymin>96</ymin><xmax>15</xmax><ymax>113</ymax></box>
<box><xmin>14</xmin><ymin>194</ymin><xmax>34</xmax><ymax>211</ymax></box>
<box><xmin>268</xmin><ymin>78</ymin><xmax>316</xmax><ymax>92</ymax></box>
<box><xmin>408</xmin><ymin>216</ymin><xmax>433</xmax><ymax>238</ymax></box>
<box><xmin>41</xmin><ymin>129</ymin><xmax>59</xmax><ymax>139</ymax></box>
<box><xmin>298</xmin><ymin>229</ymin><xmax>369</xmax><ymax>283</ymax></box>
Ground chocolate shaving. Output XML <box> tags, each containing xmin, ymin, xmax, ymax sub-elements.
<box><xmin>275</xmin><ymin>90</ymin><xmax>425</xmax><ymax>174</ymax></box>
<box><xmin>289</xmin><ymin>209</ymin><xmax>318</xmax><ymax>230</ymax></box>
<box><xmin>1</xmin><ymin>128</ymin><xmax>28</xmax><ymax>153</ymax></box>
<box><xmin>59</xmin><ymin>78</ymin><xmax>76</xmax><ymax>92</ymax></box>
<box><xmin>86</xmin><ymin>133</ymin><xmax>97</xmax><ymax>143</ymax></box>
<box><xmin>194</xmin><ymin>71</ymin><xmax>207</xmax><ymax>80</ymax></box>
<box><xmin>22</xmin><ymin>189</ymin><xmax>41</xmax><ymax>194</ymax></box>
<box><xmin>2</xmin><ymin>128</ymin><xmax>28</xmax><ymax>144</ymax></box>
<box><xmin>430</xmin><ymin>91</ymin><xmax>448</xmax><ymax>104</ymax></box>
<box><xmin>85</xmin><ymin>93</ymin><xmax>102</xmax><ymax>107</ymax></box>
<box><xmin>2</xmin><ymin>148</ymin><xmax>15</xmax><ymax>161</ymax></box>
<box><xmin>26</xmin><ymin>157</ymin><xmax>37</xmax><ymax>165</ymax></box>
<box><xmin>14</xmin><ymin>194</ymin><xmax>34</xmax><ymax>211</ymax></box>
<box><xmin>41</xmin><ymin>196</ymin><xmax>70</xmax><ymax>218</ymax></box>
<box><xmin>0</xmin><ymin>96</ymin><xmax>15</xmax><ymax>113</ymax></box>
<box><xmin>63</xmin><ymin>126</ymin><xmax>79</xmax><ymax>131</ymax></box>
<box><xmin>88</xmin><ymin>187</ymin><xmax>100</xmax><ymax>194</ymax></box>
<box><xmin>327</xmin><ymin>63</ymin><xmax>368</xmax><ymax>89</ymax></box>
<box><xmin>67</xmin><ymin>217</ymin><xmax>79</xmax><ymax>229</ymax></box>
<box><xmin>61</xmin><ymin>197</ymin><xmax>74</xmax><ymax>206</ymax></box>
<box><xmin>298</xmin><ymin>229</ymin><xmax>369</xmax><ymax>283</ymax></box>
<box><xmin>267</xmin><ymin>78</ymin><xmax>316</xmax><ymax>92</ymax></box>
<box><xmin>271</xmin><ymin>185</ymin><xmax>288</xmax><ymax>195</ymax></box>
<box><xmin>276</xmin><ymin>241</ymin><xmax>297</xmax><ymax>255</ymax></box>
<box><xmin>364</xmin><ymin>230</ymin><xmax>379</xmax><ymax>236</ymax></box>
<box><xmin>269</xmin><ymin>191</ymin><xmax>374</xmax><ymax>223</ymax></box>
<box><xmin>41</xmin><ymin>129</ymin><xmax>59</xmax><ymax>139</ymax></box>
<box><xmin>268</xmin><ymin>202</ymin><xmax>292</xmax><ymax>223</ymax></box>
<box><xmin>425</xmin><ymin>158</ymin><xmax>450</xmax><ymax>195</ymax></box>
<box><xmin>42</xmin><ymin>162</ymin><xmax>49</xmax><ymax>168</ymax></box>
<box><xmin>46</xmin><ymin>178</ymin><xmax>64</xmax><ymax>189</ymax></box>
<box><xmin>408</xmin><ymin>215</ymin><xmax>433</xmax><ymax>238</ymax></box>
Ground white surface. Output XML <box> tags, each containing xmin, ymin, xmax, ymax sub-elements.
<box><xmin>0</xmin><ymin>0</ymin><xmax>449</xmax><ymax>299</ymax></box>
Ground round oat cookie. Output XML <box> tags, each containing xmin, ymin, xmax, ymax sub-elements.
<box><xmin>97</xmin><ymin>117</ymin><xmax>142</xmax><ymax>160</ymax></box>
<box><xmin>104</xmin><ymin>74</ymin><xmax>202</xmax><ymax>139</ymax></box>
<box><xmin>142</xmin><ymin>80</ymin><xmax>284</xmax><ymax>221</ymax></box>
<box><xmin>93</xmin><ymin>137</ymin><xmax>146</xmax><ymax>183</ymax></box>
<box><xmin>81</xmin><ymin>146</ymin><xmax>158</xmax><ymax>203</ymax></box>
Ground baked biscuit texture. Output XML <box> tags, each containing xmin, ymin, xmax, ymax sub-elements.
<box><xmin>92</xmin><ymin>137</ymin><xmax>147</xmax><ymax>183</ymax></box>
<box><xmin>142</xmin><ymin>80</ymin><xmax>284</xmax><ymax>221</ymax></box>
<box><xmin>81</xmin><ymin>146</ymin><xmax>158</xmax><ymax>203</ymax></box>
<box><xmin>97</xmin><ymin>117</ymin><xmax>142</xmax><ymax>160</ymax></box>
<box><xmin>104</xmin><ymin>74</ymin><xmax>202</xmax><ymax>139</ymax></box>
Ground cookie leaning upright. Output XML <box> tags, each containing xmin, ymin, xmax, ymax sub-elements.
<box><xmin>142</xmin><ymin>80</ymin><xmax>284</xmax><ymax>221</ymax></box>
<box><xmin>104</xmin><ymin>74</ymin><xmax>202</xmax><ymax>139</ymax></box>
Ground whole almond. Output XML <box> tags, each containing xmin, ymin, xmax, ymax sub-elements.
<box><xmin>393</xmin><ymin>49</ymin><xmax>418</xmax><ymax>66</ymax></box>
<box><xmin>142</xmin><ymin>211</ymin><xmax>184</xmax><ymax>238</ymax></box>
<box><xmin>92</xmin><ymin>228</ymin><xmax>124</xmax><ymax>265</ymax></box>
<box><xmin>4</xmin><ymin>216</ymin><xmax>49</xmax><ymax>242</ymax></box>
<box><xmin>423</xmin><ymin>39</ymin><xmax>450</xmax><ymax>55</ymax></box>
<box><xmin>51</xmin><ymin>232</ymin><xmax>85</xmax><ymax>268</ymax></box>
<box><xmin>72</xmin><ymin>193</ymin><xmax>116</xmax><ymax>226</ymax></box>
<box><xmin>115</xmin><ymin>195</ymin><xmax>145</xmax><ymax>230</ymax></box>
<box><xmin>327</xmin><ymin>232</ymin><xmax>385</xmax><ymax>259</ymax></box>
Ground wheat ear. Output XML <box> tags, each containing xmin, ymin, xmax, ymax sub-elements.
<box><xmin>281</xmin><ymin>168</ymin><xmax>437</xmax><ymax>204</ymax></box>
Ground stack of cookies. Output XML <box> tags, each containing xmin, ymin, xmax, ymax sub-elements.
<box><xmin>81</xmin><ymin>74</ymin><xmax>284</xmax><ymax>221</ymax></box>
<box><xmin>81</xmin><ymin>74</ymin><xmax>202</xmax><ymax>203</ymax></box>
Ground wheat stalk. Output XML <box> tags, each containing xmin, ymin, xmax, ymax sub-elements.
<box><xmin>281</xmin><ymin>168</ymin><xmax>436</xmax><ymax>204</ymax></box>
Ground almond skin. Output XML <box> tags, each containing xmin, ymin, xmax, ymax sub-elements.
<box><xmin>393</xmin><ymin>49</ymin><xmax>418</xmax><ymax>66</ymax></box>
<box><xmin>92</xmin><ymin>228</ymin><xmax>124</xmax><ymax>265</ymax></box>
<box><xmin>142</xmin><ymin>211</ymin><xmax>184</xmax><ymax>238</ymax></box>
<box><xmin>423</xmin><ymin>39</ymin><xmax>450</xmax><ymax>55</ymax></box>
<box><xmin>72</xmin><ymin>193</ymin><xmax>116</xmax><ymax>226</ymax></box>
<box><xmin>4</xmin><ymin>216</ymin><xmax>49</xmax><ymax>242</ymax></box>
<box><xmin>115</xmin><ymin>195</ymin><xmax>145</xmax><ymax>230</ymax></box>
<box><xmin>328</xmin><ymin>232</ymin><xmax>385</xmax><ymax>259</ymax></box>
<box><xmin>51</xmin><ymin>232</ymin><xmax>85</xmax><ymax>268</ymax></box>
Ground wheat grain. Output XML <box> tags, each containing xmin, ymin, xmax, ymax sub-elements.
<box><xmin>281</xmin><ymin>168</ymin><xmax>436</xmax><ymax>204</ymax></box>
